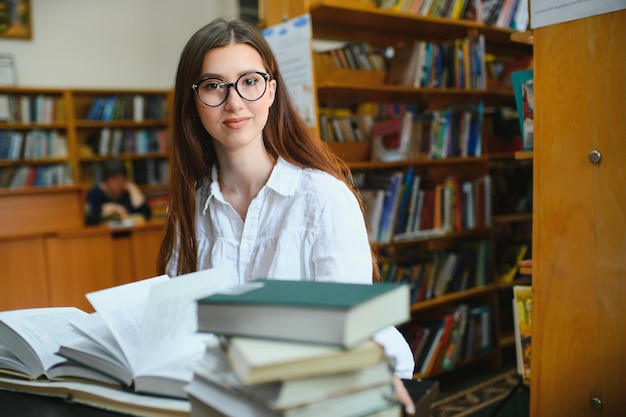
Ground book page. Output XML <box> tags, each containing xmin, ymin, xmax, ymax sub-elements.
<box><xmin>85</xmin><ymin>275</ymin><xmax>169</xmax><ymax>373</ymax></box>
<box><xmin>69</xmin><ymin>313</ymin><xmax>129</xmax><ymax>371</ymax></box>
<box><xmin>0</xmin><ymin>307</ymin><xmax>88</xmax><ymax>375</ymax></box>
<box><xmin>137</xmin><ymin>267</ymin><xmax>231</xmax><ymax>375</ymax></box>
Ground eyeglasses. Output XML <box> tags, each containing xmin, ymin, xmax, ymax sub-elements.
<box><xmin>192</xmin><ymin>71</ymin><xmax>270</xmax><ymax>107</ymax></box>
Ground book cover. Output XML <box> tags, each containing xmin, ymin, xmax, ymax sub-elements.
<box><xmin>513</xmin><ymin>285</ymin><xmax>532</xmax><ymax>381</ymax></box>
<box><xmin>196</xmin><ymin>279</ymin><xmax>410</xmax><ymax>348</ymax></box>
<box><xmin>496</xmin><ymin>244</ymin><xmax>528</xmax><ymax>284</ymax></box>
<box><xmin>511</xmin><ymin>69</ymin><xmax>534</xmax><ymax>150</ymax></box>
<box><xmin>370</xmin><ymin>112</ymin><xmax>413</xmax><ymax>163</ymax></box>
<box><xmin>219</xmin><ymin>337</ymin><xmax>387</xmax><ymax>385</ymax></box>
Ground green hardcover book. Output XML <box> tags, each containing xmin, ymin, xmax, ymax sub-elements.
<box><xmin>196</xmin><ymin>279</ymin><xmax>410</xmax><ymax>348</ymax></box>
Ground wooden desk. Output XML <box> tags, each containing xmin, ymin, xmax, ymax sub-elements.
<box><xmin>45</xmin><ymin>221</ymin><xmax>165</xmax><ymax>311</ymax></box>
<box><xmin>0</xmin><ymin>220</ymin><xmax>165</xmax><ymax>312</ymax></box>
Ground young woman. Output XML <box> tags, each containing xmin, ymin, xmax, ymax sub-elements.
<box><xmin>157</xmin><ymin>18</ymin><xmax>415</xmax><ymax>414</ymax></box>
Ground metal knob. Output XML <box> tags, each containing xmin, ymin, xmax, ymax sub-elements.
<box><xmin>589</xmin><ymin>150</ymin><xmax>602</xmax><ymax>165</ymax></box>
<box><xmin>590</xmin><ymin>396</ymin><xmax>603</xmax><ymax>410</ymax></box>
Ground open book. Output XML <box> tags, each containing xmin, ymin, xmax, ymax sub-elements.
<box><xmin>56</xmin><ymin>267</ymin><xmax>232</xmax><ymax>398</ymax></box>
<box><xmin>0</xmin><ymin>307</ymin><xmax>117</xmax><ymax>384</ymax></box>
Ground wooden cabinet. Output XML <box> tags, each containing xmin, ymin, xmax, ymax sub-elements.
<box><xmin>531</xmin><ymin>9</ymin><xmax>626</xmax><ymax>416</ymax></box>
<box><xmin>265</xmin><ymin>0</ymin><xmax>533</xmax><ymax>381</ymax></box>
<box><xmin>0</xmin><ymin>236</ymin><xmax>49</xmax><ymax>310</ymax></box>
<box><xmin>0</xmin><ymin>183</ymin><xmax>165</xmax><ymax>311</ymax></box>
<box><xmin>45</xmin><ymin>229</ymin><xmax>117</xmax><ymax>312</ymax></box>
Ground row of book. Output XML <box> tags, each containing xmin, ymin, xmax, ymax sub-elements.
<box><xmin>0</xmin><ymin>269</ymin><xmax>411</xmax><ymax>416</ymax></box>
<box><xmin>356</xmin><ymin>168</ymin><xmax>492</xmax><ymax>244</ymax></box>
<box><xmin>401</xmin><ymin>303</ymin><xmax>494</xmax><ymax>376</ymax></box>
<box><xmin>381</xmin><ymin>239</ymin><xmax>491</xmax><ymax>303</ymax></box>
<box><xmin>378</xmin><ymin>0</ymin><xmax>529</xmax><ymax>31</ymax></box>
<box><xmin>84</xmin><ymin>127</ymin><xmax>169</xmax><ymax>156</ymax></box>
<box><xmin>313</xmin><ymin>40</ymin><xmax>387</xmax><ymax>72</ymax></box>
<box><xmin>387</xmin><ymin>35</ymin><xmax>487</xmax><ymax>90</ymax></box>
<box><xmin>319</xmin><ymin>101</ymin><xmax>484</xmax><ymax>163</ymax></box>
<box><xmin>86</xmin><ymin>158</ymin><xmax>169</xmax><ymax>187</ymax></box>
<box><xmin>378</xmin><ymin>0</ymin><xmax>481</xmax><ymax>21</ymax></box>
<box><xmin>0</xmin><ymin>164</ymin><xmax>73</xmax><ymax>188</ymax></box>
<box><xmin>85</xmin><ymin>94</ymin><xmax>168</xmax><ymax>121</ymax></box>
<box><xmin>0</xmin><ymin>94</ymin><xmax>64</xmax><ymax>124</ymax></box>
<box><xmin>0</xmin><ymin>129</ymin><xmax>68</xmax><ymax>160</ymax></box>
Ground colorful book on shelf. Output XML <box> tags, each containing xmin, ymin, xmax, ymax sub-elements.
<box><xmin>376</xmin><ymin>170</ymin><xmax>404</xmax><ymax>243</ymax></box>
<box><xmin>511</xmin><ymin>69</ymin><xmax>534</xmax><ymax>151</ymax></box>
<box><xmin>513</xmin><ymin>285</ymin><xmax>532</xmax><ymax>381</ymax></box>
<box><xmin>370</xmin><ymin>112</ymin><xmax>413</xmax><ymax>163</ymax></box>
<box><xmin>496</xmin><ymin>244</ymin><xmax>528</xmax><ymax>283</ymax></box>
<box><xmin>196</xmin><ymin>279</ymin><xmax>410</xmax><ymax>349</ymax></box>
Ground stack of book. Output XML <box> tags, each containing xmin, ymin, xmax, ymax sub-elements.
<box><xmin>186</xmin><ymin>279</ymin><xmax>411</xmax><ymax>417</ymax></box>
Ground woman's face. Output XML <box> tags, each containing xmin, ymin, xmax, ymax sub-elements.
<box><xmin>194</xmin><ymin>43</ymin><xmax>276</xmax><ymax>154</ymax></box>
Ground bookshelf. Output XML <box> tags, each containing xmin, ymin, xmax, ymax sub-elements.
<box><xmin>0</xmin><ymin>87</ymin><xmax>171</xmax><ymax>187</ymax></box>
<box><xmin>265</xmin><ymin>0</ymin><xmax>533</xmax><ymax>381</ymax></box>
<box><xmin>0</xmin><ymin>87</ymin><xmax>171</xmax><ymax>215</ymax></box>
<box><xmin>530</xmin><ymin>9</ymin><xmax>626</xmax><ymax>417</ymax></box>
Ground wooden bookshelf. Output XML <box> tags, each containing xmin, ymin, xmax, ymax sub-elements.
<box><xmin>266</xmin><ymin>0</ymin><xmax>533</xmax><ymax>381</ymax></box>
<box><xmin>0</xmin><ymin>87</ymin><xmax>172</xmax><ymax>191</ymax></box>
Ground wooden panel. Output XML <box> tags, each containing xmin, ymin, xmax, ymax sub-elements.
<box><xmin>131</xmin><ymin>223</ymin><xmax>165</xmax><ymax>280</ymax></box>
<box><xmin>0</xmin><ymin>237</ymin><xmax>49</xmax><ymax>310</ymax></box>
<box><xmin>111</xmin><ymin>232</ymin><xmax>135</xmax><ymax>286</ymax></box>
<box><xmin>532</xmin><ymin>10</ymin><xmax>626</xmax><ymax>417</ymax></box>
<box><xmin>44</xmin><ymin>232</ymin><xmax>115</xmax><ymax>312</ymax></box>
<box><xmin>0</xmin><ymin>187</ymin><xmax>84</xmax><ymax>238</ymax></box>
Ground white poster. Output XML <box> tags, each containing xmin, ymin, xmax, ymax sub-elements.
<box><xmin>530</xmin><ymin>0</ymin><xmax>626</xmax><ymax>28</ymax></box>
<box><xmin>262</xmin><ymin>14</ymin><xmax>316</xmax><ymax>128</ymax></box>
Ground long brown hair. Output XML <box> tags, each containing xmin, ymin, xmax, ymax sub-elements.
<box><xmin>157</xmin><ymin>18</ymin><xmax>379</xmax><ymax>280</ymax></box>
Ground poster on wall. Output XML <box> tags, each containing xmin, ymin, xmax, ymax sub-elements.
<box><xmin>0</xmin><ymin>54</ymin><xmax>16</xmax><ymax>85</ymax></box>
<box><xmin>530</xmin><ymin>0</ymin><xmax>626</xmax><ymax>28</ymax></box>
<box><xmin>0</xmin><ymin>0</ymin><xmax>31</xmax><ymax>39</ymax></box>
<box><xmin>262</xmin><ymin>14</ymin><xmax>316</xmax><ymax>129</ymax></box>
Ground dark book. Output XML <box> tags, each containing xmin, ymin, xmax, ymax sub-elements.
<box><xmin>386</xmin><ymin>41</ymin><xmax>422</xmax><ymax>86</ymax></box>
<box><xmin>196</xmin><ymin>279</ymin><xmax>411</xmax><ymax>348</ymax></box>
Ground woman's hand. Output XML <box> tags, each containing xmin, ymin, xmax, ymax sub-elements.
<box><xmin>393</xmin><ymin>376</ymin><xmax>415</xmax><ymax>415</ymax></box>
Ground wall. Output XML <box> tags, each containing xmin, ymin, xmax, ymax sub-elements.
<box><xmin>0</xmin><ymin>0</ymin><xmax>239</xmax><ymax>89</ymax></box>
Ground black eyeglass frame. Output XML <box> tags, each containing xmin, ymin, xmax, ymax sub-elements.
<box><xmin>191</xmin><ymin>71</ymin><xmax>271</xmax><ymax>107</ymax></box>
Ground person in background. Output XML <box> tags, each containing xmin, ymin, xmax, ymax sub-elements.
<box><xmin>157</xmin><ymin>18</ymin><xmax>416</xmax><ymax>414</ymax></box>
<box><xmin>85</xmin><ymin>159</ymin><xmax>152</xmax><ymax>225</ymax></box>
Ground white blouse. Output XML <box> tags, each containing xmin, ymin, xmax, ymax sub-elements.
<box><xmin>167</xmin><ymin>157</ymin><xmax>415</xmax><ymax>379</ymax></box>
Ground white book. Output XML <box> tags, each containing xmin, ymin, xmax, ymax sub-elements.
<box><xmin>0</xmin><ymin>307</ymin><xmax>115</xmax><ymax>384</ymax></box>
<box><xmin>56</xmin><ymin>267</ymin><xmax>232</xmax><ymax>398</ymax></box>
<box><xmin>98</xmin><ymin>127</ymin><xmax>112</xmax><ymax>155</ymax></box>
<box><xmin>360</xmin><ymin>189</ymin><xmax>386</xmax><ymax>242</ymax></box>
<box><xmin>133</xmin><ymin>95</ymin><xmax>145</xmax><ymax>122</ymax></box>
